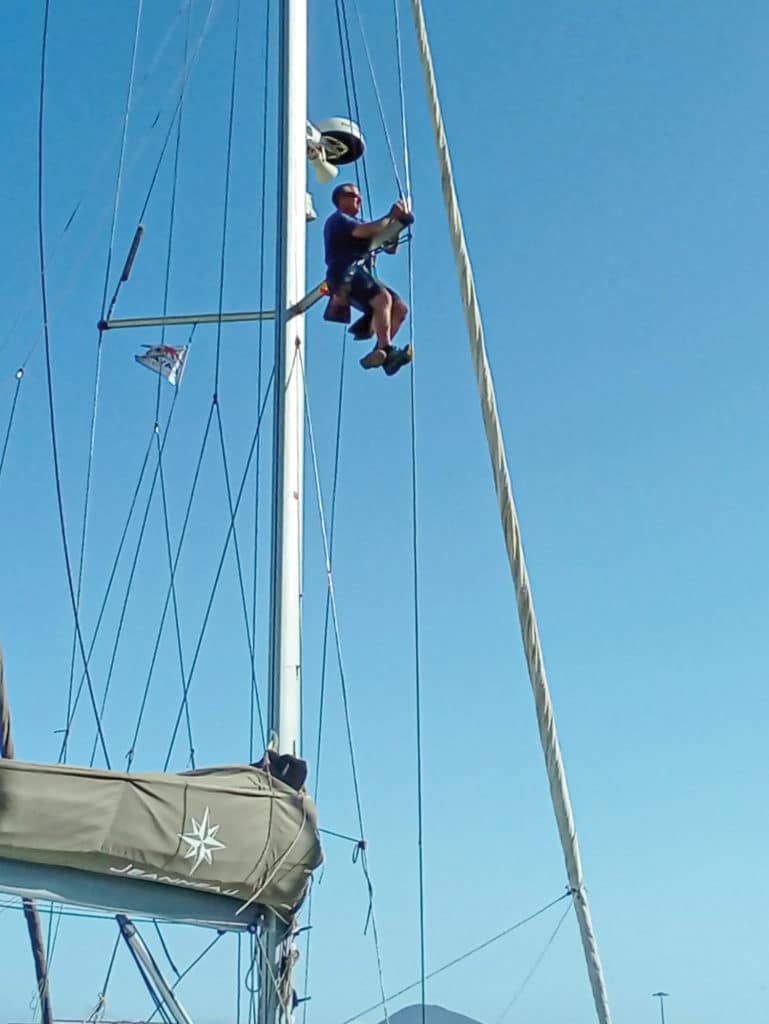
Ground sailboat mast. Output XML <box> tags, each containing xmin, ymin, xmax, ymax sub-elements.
<box><xmin>262</xmin><ymin>1</ymin><xmax>307</xmax><ymax>1021</ymax></box>
<box><xmin>268</xmin><ymin>0</ymin><xmax>307</xmax><ymax>758</ymax></box>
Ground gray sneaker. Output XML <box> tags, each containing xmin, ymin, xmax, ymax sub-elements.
<box><xmin>383</xmin><ymin>344</ymin><xmax>413</xmax><ymax>376</ymax></box>
<box><xmin>360</xmin><ymin>347</ymin><xmax>388</xmax><ymax>370</ymax></box>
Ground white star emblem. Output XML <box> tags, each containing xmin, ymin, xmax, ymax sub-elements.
<box><xmin>178</xmin><ymin>807</ymin><xmax>226</xmax><ymax>874</ymax></box>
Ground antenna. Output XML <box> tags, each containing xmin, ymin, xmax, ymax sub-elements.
<box><xmin>652</xmin><ymin>991</ymin><xmax>670</xmax><ymax>1024</ymax></box>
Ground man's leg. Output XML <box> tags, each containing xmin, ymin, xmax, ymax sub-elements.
<box><xmin>369</xmin><ymin>289</ymin><xmax>393</xmax><ymax>351</ymax></box>
<box><xmin>389</xmin><ymin>293</ymin><xmax>408</xmax><ymax>341</ymax></box>
<box><xmin>359</xmin><ymin>288</ymin><xmax>393</xmax><ymax>369</ymax></box>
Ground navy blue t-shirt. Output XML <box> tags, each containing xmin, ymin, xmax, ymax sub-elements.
<box><xmin>323</xmin><ymin>210</ymin><xmax>371</xmax><ymax>287</ymax></box>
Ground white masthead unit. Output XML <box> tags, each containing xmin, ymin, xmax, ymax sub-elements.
<box><xmin>306</xmin><ymin>117</ymin><xmax>365</xmax><ymax>184</ymax></box>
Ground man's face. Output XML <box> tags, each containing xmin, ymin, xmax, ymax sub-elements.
<box><xmin>336</xmin><ymin>187</ymin><xmax>361</xmax><ymax>216</ymax></box>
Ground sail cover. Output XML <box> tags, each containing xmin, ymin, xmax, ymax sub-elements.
<box><xmin>0</xmin><ymin>760</ymin><xmax>321</xmax><ymax>928</ymax></box>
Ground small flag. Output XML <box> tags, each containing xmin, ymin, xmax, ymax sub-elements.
<box><xmin>135</xmin><ymin>344</ymin><xmax>188</xmax><ymax>386</ymax></box>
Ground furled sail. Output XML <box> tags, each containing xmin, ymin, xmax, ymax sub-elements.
<box><xmin>0</xmin><ymin>759</ymin><xmax>322</xmax><ymax>931</ymax></box>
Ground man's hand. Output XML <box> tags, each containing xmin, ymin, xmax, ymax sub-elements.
<box><xmin>390</xmin><ymin>198</ymin><xmax>414</xmax><ymax>224</ymax></box>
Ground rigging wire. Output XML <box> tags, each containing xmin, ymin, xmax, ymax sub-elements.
<box><xmin>58</xmin><ymin>401</ymin><xmax>180</xmax><ymax>759</ymax></box>
<box><xmin>210</xmin><ymin>0</ymin><xmax>267</xmax><ymax>751</ymax></box>
<box><xmin>0</xmin><ymin>369</ymin><xmax>24</xmax><ymax>485</ymax></box>
<box><xmin>3</xmin><ymin>0</ymin><xmax>224</xmax><ymax>385</ymax></box>
<box><xmin>96</xmin><ymin>935</ymin><xmax>122</xmax><ymax>1016</ymax></box>
<box><xmin>61</xmin><ymin>428</ymin><xmax>155</xmax><ymax>755</ymax></box>
<box><xmin>93</xmin><ymin>0</ymin><xmax>223</xmax><ymax>348</ymax></box>
<box><xmin>152</xmin><ymin>920</ymin><xmax>181</xmax><ymax>978</ymax></box>
<box><xmin>334</xmin><ymin>0</ymin><xmax>373</xmax><ymax>216</ymax></box>
<box><xmin>99</xmin><ymin>0</ymin><xmax>145</xmax><ymax>319</ymax></box>
<box><xmin>134</xmin><ymin>0</ymin><xmax>222</xmax><ymax>229</ymax></box>
<box><xmin>63</xmin><ymin>0</ymin><xmax>146</xmax><ymax>762</ymax></box>
<box><xmin>310</xmin><ymin>336</ymin><xmax>346</xmax><ymax>805</ymax></box>
<box><xmin>127</xmin><ymin>402</ymin><xmax>218</xmax><ymax>769</ymax></box>
<box><xmin>0</xmin><ymin>0</ymin><xmax>198</xmax><ymax>368</ymax></box>
<box><xmin>340</xmin><ymin>890</ymin><xmax>574</xmax><ymax>1024</ymax></box>
<box><xmin>166</xmin><ymin>931</ymin><xmax>224</xmax><ymax>992</ymax></box>
<box><xmin>392</xmin><ymin>0</ymin><xmax>412</xmax><ymax>199</ymax></box>
<box><xmin>215</xmin><ymin>399</ymin><xmax>267</xmax><ymax>751</ymax></box>
<box><xmin>407</xmin><ymin>5</ymin><xmax>613</xmax><ymax>1019</ymax></box>
<box><xmin>250</xmin><ymin>0</ymin><xmax>273</xmax><ymax>762</ymax></box>
<box><xmin>29</xmin><ymin>0</ymin><xmax>220</xmax><ymax>372</ymax></box>
<box><xmin>163</xmin><ymin>368</ymin><xmax>276</xmax><ymax>768</ymax></box>
<box><xmin>405</xmin><ymin>183</ymin><xmax>426</xmax><ymax>1024</ymax></box>
<box><xmin>495</xmin><ymin>899</ymin><xmax>573</xmax><ymax>1022</ymax></box>
<box><xmin>156</xmin><ymin>424</ymin><xmax>197</xmax><ymax>768</ymax></box>
<box><xmin>87</xmin><ymin>422</ymin><xmax>190</xmax><ymax>768</ymax></box>
<box><xmin>300</xmin><ymin>332</ymin><xmax>347</xmax><ymax>1024</ymax></box>
<box><xmin>213</xmin><ymin>0</ymin><xmax>242</xmax><ymax>395</ymax></box>
<box><xmin>393</xmin><ymin>13</ymin><xmax>425</xmax><ymax>1002</ymax></box>
<box><xmin>236</xmin><ymin>932</ymin><xmax>243</xmax><ymax>1024</ymax></box>
<box><xmin>346</xmin><ymin>3</ymin><xmax>428</xmax><ymax>1015</ymax></box>
<box><xmin>36</xmin><ymin>0</ymin><xmax>110</xmax><ymax>768</ymax></box>
<box><xmin>41</xmin><ymin>900</ymin><xmax>66</xmax><ymax>1010</ymax></box>
<box><xmin>151</xmin><ymin>5</ymin><xmax>197</xmax><ymax>767</ymax></box>
<box><xmin>158</xmin><ymin>4</ymin><xmax>191</xmax><ymax>355</ymax></box>
<box><xmin>100</xmin><ymin>928</ymin><xmax>226</xmax><ymax>1024</ymax></box>
<box><xmin>317</xmin><ymin>824</ymin><xmax>362</xmax><ymax>844</ymax></box>
<box><xmin>299</xmin><ymin>350</ymin><xmax>389</xmax><ymax>1024</ymax></box>
<box><xmin>350</xmin><ymin>0</ymin><xmax>404</xmax><ymax>195</ymax></box>
<box><xmin>53</xmin><ymin>0</ymin><xmax>219</xmax><ymax>760</ymax></box>
<box><xmin>247</xmin><ymin>933</ymin><xmax>257</xmax><ymax>1024</ymax></box>
<box><xmin>299</xmin><ymin>10</ymin><xmax>413</xmax><ymax>1008</ymax></box>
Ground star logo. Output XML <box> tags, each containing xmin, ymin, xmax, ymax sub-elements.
<box><xmin>178</xmin><ymin>807</ymin><xmax>226</xmax><ymax>875</ymax></box>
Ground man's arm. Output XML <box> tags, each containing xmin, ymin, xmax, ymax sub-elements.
<box><xmin>351</xmin><ymin>199</ymin><xmax>412</xmax><ymax>240</ymax></box>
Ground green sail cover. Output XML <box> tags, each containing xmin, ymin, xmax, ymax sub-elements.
<box><xmin>0</xmin><ymin>760</ymin><xmax>321</xmax><ymax>920</ymax></box>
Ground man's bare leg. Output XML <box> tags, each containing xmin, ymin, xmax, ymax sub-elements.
<box><xmin>389</xmin><ymin>296</ymin><xmax>408</xmax><ymax>342</ymax></box>
<box><xmin>360</xmin><ymin>290</ymin><xmax>393</xmax><ymax>369</ymax></box>
<box><xmin>370</xmin><ymin>289</ymin><xmax>393</xmax><ymax>351</ymax></box>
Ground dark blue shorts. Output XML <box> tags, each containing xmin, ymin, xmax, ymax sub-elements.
<box><xmin>343</xmin><ymin>265</ymin><xmax>400</xmax><ymax>313</ymax></box>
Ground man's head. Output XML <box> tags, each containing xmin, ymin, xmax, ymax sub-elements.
<box><xmin>332</xmin><ymin>183</ymin><xmax>362</xmax><ymax>215</ymax></box>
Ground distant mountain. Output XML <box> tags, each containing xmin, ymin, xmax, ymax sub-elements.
<box><xmin>382</xmin><ymin>1005</ymin><xmax>484</xmax><ymax>1024</ymax></box>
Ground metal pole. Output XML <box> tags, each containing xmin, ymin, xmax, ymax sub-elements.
<box><xmin>268</xmin><ymin>0</ymin><xmax>306</xmax><ymax>763</ymax></box>
<box><xmin>261</xmin><ymin>0</ymin><xmax>307</xmax><ymax>1020</ymax></box>
<box><xmin>652</xmin><ymin>991</ymin><xmax>669</xmax><ymax>1024</ymax></box>
<box><xmin>116</xmin><ymin>915</ymin><xmax>194</xmax><ymax>1024</ymax></box>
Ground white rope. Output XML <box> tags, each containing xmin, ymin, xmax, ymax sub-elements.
<box><xmin>407</xmin><ymin>4</ymin><xmax>612</xmax><ymax>1023</ymax></box>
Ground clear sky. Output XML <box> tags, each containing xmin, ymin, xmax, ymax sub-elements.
<box><xmin>1</xmin><ymin>1</ymin><xmax>768</xmax><ymax>1023</ymax></box>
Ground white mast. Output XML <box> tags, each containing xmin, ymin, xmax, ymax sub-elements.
<box><xmin>268</xmin><ymin>0</ymin><xmax>306</xmax><ymax>759</ymax></box>
<box><xmin>262</xmin><ymin>0</ymin><xmax>306</xmax><ymax>1019</ymax></box>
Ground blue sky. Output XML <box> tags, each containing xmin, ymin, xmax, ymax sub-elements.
<box><xmin>1</xmin><ymin>1</ymin><xmax>768</xmax><ymax>1022</ymax></box>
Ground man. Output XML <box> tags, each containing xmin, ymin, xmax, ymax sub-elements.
<box><xmin>323</xmin><ymin>183</ymin><xmax>413</xmax><ymax>375</ymax></box>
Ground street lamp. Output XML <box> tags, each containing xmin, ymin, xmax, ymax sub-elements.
<box><xmin>652</xmin><ymin>991</ymin><xmax>670</xmax><ymax>1024</ymax></box>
